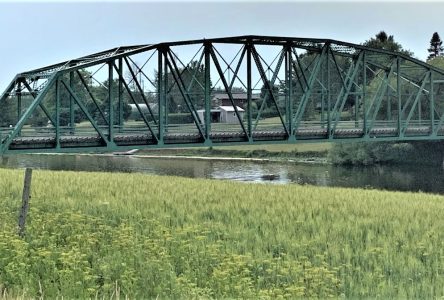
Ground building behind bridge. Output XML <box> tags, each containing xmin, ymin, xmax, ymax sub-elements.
<box><xmin>197</xmin><ymin>106</ymin><xmax>245</xmax><ymax>124</ymax></box>
<box><xmin>212</xmin><ymin>92</ymin><xmax>260</xmax><ymax>109</ymax></box>
<box><xmin>129</xmin><ymin>92</ymin><xmax>255</xmax><ymax>123</ymax></box>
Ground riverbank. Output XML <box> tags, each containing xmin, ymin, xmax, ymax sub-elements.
<box><xmin>136</xmin><ymin>143</ymin><xmax>331</xmax><ymax>164</ymax></box>
<box><xmin>135</xmin><ymin>140</ymin><xmax>444</xmax><ymax>167</ymax></box>
<box><xmin>1</xmin><ymin>168</ymin><xmax>444</xmax><ymax>298</ymax></box>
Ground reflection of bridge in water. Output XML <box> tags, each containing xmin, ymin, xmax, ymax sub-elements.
<box><xmin>2</xmin><ymin>35</ymin><xmax>444</xmax><ymax>154</ymax></box>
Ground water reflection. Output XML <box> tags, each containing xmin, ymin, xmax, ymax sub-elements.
<box><xmin>1</xmin><ymin>154</ymin><xmax>444</xmax><ymax>194</ymax></box>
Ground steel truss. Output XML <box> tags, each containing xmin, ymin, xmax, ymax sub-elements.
<box><xmin>1</xmin><ymin>35</ymin><xmax>444</xmax><ymax>154</ymax></box>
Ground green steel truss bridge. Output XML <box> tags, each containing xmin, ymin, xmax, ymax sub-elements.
<box><xmin>1</xmin><ymin>35</ymin><xmax>444</xmax><ymax>154</ymax></box>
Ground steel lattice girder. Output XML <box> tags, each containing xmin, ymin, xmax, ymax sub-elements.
<box><xmin>1</xmin><ymin>35</ymin><xmax>444</xmax><ymax>155</ymax></box>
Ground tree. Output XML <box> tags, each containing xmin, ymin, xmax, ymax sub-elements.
<box><xmin>260</xmin><ymin>81</ymin><xmax>280</xmax><ymax>109</ymax></box>
<box><xmin>363</xmin><ymin>31</ymin><xmax>413</xmax><ymax>56</ymax></box>
<box><xmin>362</xmin><ymin>31</ymin><xmax>417</xmax><ymax>119</ymax></box>
<box><xmin>330</xmin><ymin>32</ymin><xmax>418</xmax><ymax>165</ymax></box>
<box><xmin>0</xmin><ymin>97</ymin><xmax>18</xmax><ymax>126</ymax></box>
<box><xmin>427</xmin><ymin>32</ymin><xmax>443</xmax><ymax>60</ymax></box>
<box><xmin>92</xmin><ymin>78</ymin><xmax>132</xmax><ymax>124</ymax></box>
<box><xmin>155</xmin><ymin>60</ymin><xmax>209</xmax><ymax>113</ymax></box>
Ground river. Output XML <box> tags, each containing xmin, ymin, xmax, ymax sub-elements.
<box><xmin>1</xmin><ymin>154</ymin><xmax>444</xmax><ymax>194</ymax></box>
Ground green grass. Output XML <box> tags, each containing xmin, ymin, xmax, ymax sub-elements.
<box><xmin>1</xmin><ymin>168</ymin><xmax>444</xmax><ymax>298</ymax></box>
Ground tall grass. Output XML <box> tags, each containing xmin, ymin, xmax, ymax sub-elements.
<box><xmin>0</xmin><ymin>168</ymin><xmax>443</xmax><ymax>298</ymax></box>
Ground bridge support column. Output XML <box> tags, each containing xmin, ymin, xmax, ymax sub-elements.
<box><xmin>285</xmin><ymin>43</ymin><xmax>295</xmax><ymax>142</ymax></box>
<box><xmin>55</xmin><ymin>78</ymin><xmax>60</xmax><ymax>149</ymax></box>
<box><xmin>108</xmin><ymin>61</ymin><xmax>114</xmax><ymax>144</ymax></box>
<box><xmin>327</xmin><ymin>48</ymin><xmax>331</xmax><ymax>138</ymax></box>
<box><xmin>17</xmin><ymin>81</ymin><xmax>22</xmax><ymax>123</ymax></box>
<box><xmin>69</xmin><ymin>72</ymin><xmax>75</xmax><ymax>134</ymax></box>
<box><xmin>158</xmin><ymin>49</ymin><xmax>165</xmax><ymax>144</ymax></box>
<box><xmin>397</xmin><ymin>57</ymin><xmax>401</xmax><ymax>136</ymax></box>
<box><xmin>247</xmin><ymin>42</ymin><xmax>253</xmax><ymax>142</ymax></box>
<box><xmin>118</xmin><ymin>58</ymin><xmax>123</xmax><ymax>133</ymax></box>
<box><xmin>355</xmin><ymin>95</ymin><xmax>359</xmax><ymax>128</ymax></box>
<box><xmin>430</xmin><ymin>70</ymin><xmax>435</xmax><ymax>133</ymax></box>
<box><xmin>17</xmin><ymin>81</ymin><xmax>22</xmax><ymax>137</ymax></box>
<box><xmin>204</xmin><ymin>42</ymin><xmax>212</xmax><ymax>143</ymax></box>
<box><xmin>362</xmin><ymin>52</ymin><xmax>367</xmax><ymax>137</ymax></box>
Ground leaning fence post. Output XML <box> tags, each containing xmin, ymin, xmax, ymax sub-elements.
<box><xmin>18</xmin><ymin>168</ymin><xmax>33</xmax><ymax>237</ymax></box>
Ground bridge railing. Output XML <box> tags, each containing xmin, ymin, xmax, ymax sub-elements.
<box><xmin>2</xmin><ymin>119</ymin><xmax>440</xmax><ymax>140</ymax></box>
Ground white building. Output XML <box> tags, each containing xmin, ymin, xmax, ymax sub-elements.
<box><xmin>129</xmin><ymin>103</ymin><xmax>158</xmax><ymax>120</ymax></box>
<box><xmin>218</xmin><ymin>106</ymin><xmax>245</xmax><ymax>123</ymax></box>
<box><xmin>197</xmin><ymin>106</ymin><xmax>245</xmax><ymax>124</ymax></box>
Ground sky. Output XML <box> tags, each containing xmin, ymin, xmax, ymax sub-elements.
<box><xmin>0</xmin><ymin>0</ymin><xmax>444</xmax><ymax>92</ymax></box>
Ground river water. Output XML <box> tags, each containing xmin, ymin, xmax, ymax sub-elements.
<box><xmin>1</xmin><ymin>154</ymin><xmax>444</xmax><ymax>194</ymax></box>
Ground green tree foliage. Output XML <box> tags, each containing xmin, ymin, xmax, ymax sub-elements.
<box><xmin>91</xmin><ymin>78</ymin><xmax>133</xmax><ymax>124</ymax></box>
<box><xmin>329</xmin><ymin>32</ymin><xmax>437</xmax><ymax>165</ymax></box>
<box><xmin>260</xmin><ymin>80</ymin><xmax>280</xmax><ymax>109</ymax></box>
<box><xmin>363</xmin><ymin>31</ymin><xmax>413</xmax><ymax>56</ymax></box>
<box><xmin>291</xmin><ymin>52</ymin><xmax>355</xmax><ymax>121</ymax></box>
<box><xmin>212</xmin><ymin>86</ymin><xmax>246</xmax><ymax>95</ymax></box>
<box><xmin>427</xmin><ymin>32</ymin><xmax>443</xmax><ymax>60</ymax></box>
<box><xmin>155</xmin><ymin>60</ymin><xmax>208</xmax><ymax>113</ymax></box>
<box><xmin>328</xmin><ymin>142</ymin><xmax>414</xmax><ymax>165</ymax></box>
<box><xmin>329</xmin><ymin>141</ymin><xmax>444</xmax><ymax>165</ymax></box>
<box><xmin>427</xmin><ymin>56</ymin><xmax>444</xmax><ymax>114</ymax></box>
<box><xmin>0</xmin><ymin>97</ymin><xmax>17</xmax><ymax>127</ymax></box>
<box><xmin>361</xmin><ymin>32</ymin><xmax>420</xmax><ymax>121</ymax></box>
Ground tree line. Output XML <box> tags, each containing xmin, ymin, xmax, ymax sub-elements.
<box><xmin>327</xmin><ymin>31</ymin><xmax>444</xmax><ymax>165</ymax></box>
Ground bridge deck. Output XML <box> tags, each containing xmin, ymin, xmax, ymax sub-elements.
<box><xmin>5</xmin><ymin>126</ymin><xmax>436</xmax><ymax>151</ymax></box>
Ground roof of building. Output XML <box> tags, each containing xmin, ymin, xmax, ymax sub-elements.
<box><xmin>196</xmin><ymin>109</ymin><xmax>222</xmax><ymax>113</ymax></box>
<box><xmin>218</xmin><ymin>106</ymin><xmax>245</xmax><ymax>112</ymax></box>
<box><xmin>129</xmin><ymin>103</ymin><xmax>157</xmax><ymax>109</ymax></box>
<box><xmin>213</xmin><ymin>93</ymin><xmax>260</xmax><ymax>100</ymax></box>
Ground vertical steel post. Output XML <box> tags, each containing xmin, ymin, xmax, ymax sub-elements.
<box><xmin>387</xmin><ymin>89</ymin><xmax>391</xmax><ymax>121</ymax></box>
<box><xmin>108</xmin><ymin>61</ymin><xmax>114</xmax><ymax>142</ymax></box>
<box><xmin>17</xmin><ymin>81</ymin><xmax>22</xmax><ymax>122</ymax></box>
<box><xmin>247</xmin><ymin>43</ymin><xmax>252</xmax><ymax>140</ymax></box>
<box><xmin>354</xmin><ymin>95</ymin><xmax>358</xmax><ymax>128</ymax></box>
<box><xmin>430</xmin><ymin>70</ymin><xmax>434</xmax><ymax>133</ymax></box>
<box><xmin>69</xmin><ymin>72</ymin><xmax>75</xmax><ymax>131</ymax></box>
<box><xmin>288</xmin><ymin>47</ymin><xmax>294</xmax><ymax>139</ymax></box>
<box><xmin>285</xmin><ymin>44</ymin><xmax>293</xmax><ymax>138</ymax></box>
<box><xmin>55</xmin><ymin>78</ymin><xmax>60</xmax><ymax>148</ymax></box>
<box><xmin>164</xmin><ymin>48</ymin><xmax>169</xmax><ymax>132</ymax></box>
<box><xmin>326</xmin><ymin>48</ymin><xmax>331</xmax><ymax>137</ymax></box>
<box><xmin>397</xmin><ymin>57</ymin><xmax>401</xmax><ymax>135</ymax></box>
<box><xmin>158</xmin><ymin>49</ymin><xmax>165</xmax><ymax>142</ymax></box>
<box><xmin>321</xmin><ymin>54</ymin><xmax>325</xmax><ymax>128</ymax></box>
<box><xmin>204</xmin><ymin>42</ymin><xmax>211</xmax><ymax>141</ymax></box>
<box><xmin>118</xmin><ymin>58</ymin><xmax>123</xmax><ymax>132</ymax></box>
<box><xmin>17</xmin><ymin>81</ymin><xmax>22</xmax><ymax>137</ymax></box>
<box><xmin>418</xmin><ymin>94</ymin><xmax>422</xmax><ymax>125</ymax></box>
<box><xmin>362</xmin><ymin>52</ymin><xmax>367</xmax><ymax>135</ymax></box>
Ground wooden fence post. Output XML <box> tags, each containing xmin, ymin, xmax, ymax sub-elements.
<box><xmin>18</xmin><ymin>168</ymin><xmax>33</xmax><ymax>237</ymax></box>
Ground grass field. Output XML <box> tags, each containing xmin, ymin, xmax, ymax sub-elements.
<box><xmin>1</xmin><ymin>168</ymin><xmax>444</xmax><ymax>298</ymax></box>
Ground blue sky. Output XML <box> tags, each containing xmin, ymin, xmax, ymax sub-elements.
<box><xmin>0</xmin><ymin>1</ymin><xmax>443</xmax><ymax>91</ymax></box>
